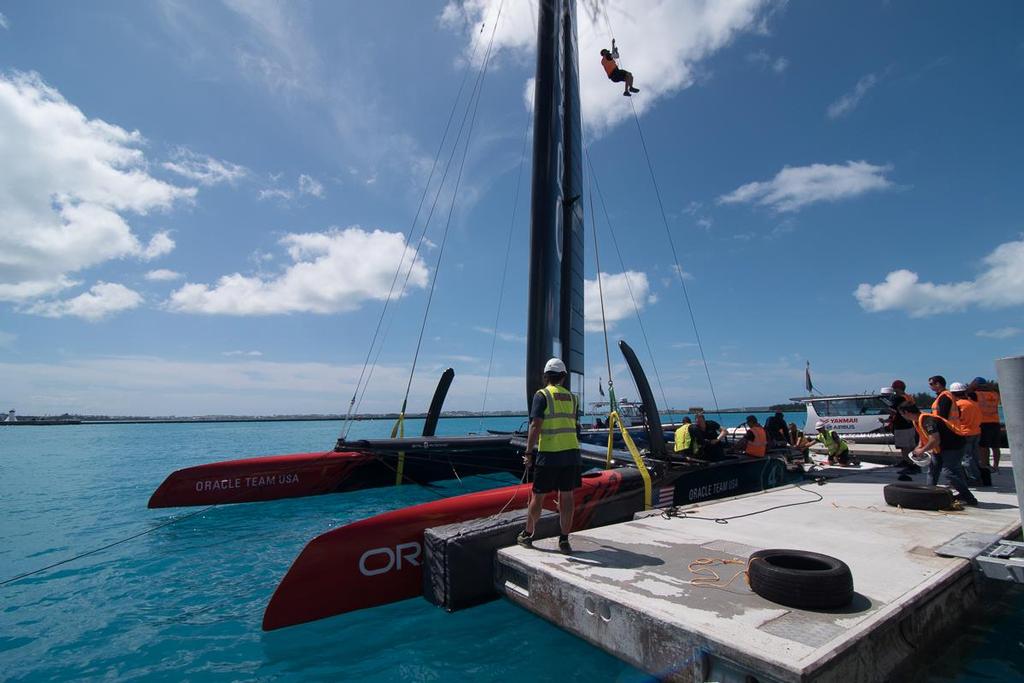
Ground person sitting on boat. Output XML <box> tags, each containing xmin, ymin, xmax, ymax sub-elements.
<box><xmin>600</xmin><ymin>40</ymin><xmax>639</xmax><ymax>96</ymax></box>
<box><xmin>673</xmin><ymin>416</ymin><xmax>700</xmax><ymax>458</ymax></box>
<box><xmin>899</xmin><ymin>403</ymin><xmax>978</xmax><ymax>506</ymax></box>
<box><xmin>811</xmin><ymin>420</ymin><xmax>856</xmax><ymax>466</ymax></box>
<box><xmin>736</xmin><ymin>415</ymin><xmax>768</xmax><ymax>457</ymax></box>
<box><xmin>518</xmin><ymin>357</ymin><xmax>581</xmax><ymax>554</ymax></box>
<box><xmin>764</xmin><ymin>411</ymin><xmax>790</xmax><ymax>445</ymax></box>
<box><xmin>789</xmin><ymin>422</ymin><xmax>813</xmax><ymax>463</ymax></box>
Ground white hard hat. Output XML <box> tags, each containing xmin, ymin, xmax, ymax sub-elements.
<box><xmin>880</xmin><ymin>387</ymin><xmax>895</xmax><ymax>395</ymax></box>
<box><xmin>814</xmin><ymin>419</ymin><xmax>826</xmax><ymax>430</ymax></box>
<box><xmin>949</xmin><ymin>382</ymin><xmax>968</xmax><ymax>392</ymax></box>
<box><xmin>543</xmin><ymin>357</ymin><xmax>566</xmax><ymax>374</ymax></box>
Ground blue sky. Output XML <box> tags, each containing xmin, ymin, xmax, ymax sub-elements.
<box><xmin>1</xmin><ymin>0</ymin><xmax>1022</xmax><ymax>416</ymax></box>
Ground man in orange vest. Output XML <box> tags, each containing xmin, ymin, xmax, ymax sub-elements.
<box><xmin>969</xmin><ymin>376</ymin><xmax>1002</xmax><ymax>473</ymax></box>
<box><xmin>600</xmin><ymin>40</ymin><xmax>640</xmax><ymax>97</ymax></box>
<box><xmin>951</xmin><ymin>382</ymin><xmax>987</xmax><ymax>486</ymax></box>
<box><xmin>899</xmin><ymin>403</ymin><xmax>977</xmax><ymax>506</ymax></box>
<box><xmin>928</xmin><ymin>375</ymin><xmax>959</xmax><ymax>423</ymax></box>
<box><xmin>737</xmin><ymin>415</ymin><xmax>767</xmax><ymax>457</ymax></box>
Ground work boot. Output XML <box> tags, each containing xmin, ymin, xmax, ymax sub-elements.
<box><xmin>516</xmin><ymin>530</ymin><xmax>533</xmax><ymax>548</ymax></box>
<box><xmin>558</xmin><ymin>535</ymin><xmax>572</xmax><ymax>554</ymax></box>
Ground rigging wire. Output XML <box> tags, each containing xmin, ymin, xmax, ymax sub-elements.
<box><xmin>584</xmin><ymin>147</ymin><xmax>671</xmax><ymax>412</ymax></box>
<box><xmin>399</xmin><ymin>0</ymin><xmax>505</xmax><ymax>414</ymax></box>
<box><xmin>479</xmin><ymin>111</ymin><xmax>532</xmax><ymax>425</ymax></box>
<box><xmin>627</xmin><ymin>98</ymin><xmax>721</xmax><ymax>416</ymax></box>
<box><xmin>585</xmin><ymin>147</ymin><xmax>616</xmax><ymax>406</ymax></box>
<box><xmin>340</xmin><ymin>22</ymin><xmax>489</xmax><ymax>439</ymax></box>
<box><xmin>350</xmin><ymin>6</ymin><xmax>505</xmax><ymax>423</ymax></box>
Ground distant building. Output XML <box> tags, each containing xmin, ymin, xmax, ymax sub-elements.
<box><xmin>5</xmin><ymin>410</ymin><xmax>16</xmax><ymax>423</ymax></box>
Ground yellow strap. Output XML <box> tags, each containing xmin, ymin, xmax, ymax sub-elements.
<box><xmin>390</xmin><ymin>414</ymin><xmax>406</xmax><ymax>485</ymax></box>
<box><xmin>608</xmin><ymin>411</ymin><xmax>653</xmax><ymax>509</ymax></box>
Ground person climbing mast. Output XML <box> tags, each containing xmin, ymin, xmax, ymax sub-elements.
<box><xmin>600</xmin><ymin>39</ymin><xmax>639</xmax><ymax>96</ymax></box>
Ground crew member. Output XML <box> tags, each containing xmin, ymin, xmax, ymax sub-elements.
<box><xmin>600</xmin><ymin>40</ymin><xmax>640</xmax><ymax>96</ymax></box>
<box><xmin>519</xmin><ymin>357</ymin><xmax>581</xmax><ymax>554</ymax></box>
<box><xmin>811</xmin><ymin>420</ymin><xmax>855</xmax><ymax>466</ymax></box>
<box><xmin>900</xmin><ymin>403</ymin><xmax>978</xmax><ymax>506</ymax></box>
<box><xmin>764</xmin><ymin>411</ymin><xmax>790</xmax><ymax>445</ymax></box>
<box><xmin>970</xmin><ymin>377</ymin><xmax>1002</xmax><ymax>474</ymax></box>
<box><xmin>737</xmin><ymin>415</ymin><xmax>767</xmax><ymax>457</ymax></box>
<box><xmin>673</xmin><ymin>416</ymin><xmax>700</xmax><ymax>458</ymax></box>
<box><xmin>951</xmin><ymin>382</ymin><xmax>985</xmax><ymax>485</ymax></box>
<box><xmin>887</xmin><ymin>380</ymin><xmax>919</xmax><ymax>474</ymax></box>
<box><xmin>928</xmin><ymin>375</ymin><xmax>962</xmax><ymax>426</ymax></box>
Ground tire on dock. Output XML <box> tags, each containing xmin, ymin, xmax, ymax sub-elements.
<box><xmin>883</xmin><ymin>482</ymin><xmax>954</xmax><ymax>511</ymax></box>
<box><xmin>748</xmin><ymin>548</ymin><xmax>853</xmax><ymax>610</ymax></box>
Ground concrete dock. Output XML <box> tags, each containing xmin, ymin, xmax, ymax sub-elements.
<box><xmin>495</xmin><ymin>465</ymin><xmax>1020</xmax><ymax>682</ymax></box>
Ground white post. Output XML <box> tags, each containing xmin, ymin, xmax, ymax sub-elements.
<box><xmin>994</xmin><ymin>355</ymin><xmax>1024</xmax><ymax>530</ymax></box>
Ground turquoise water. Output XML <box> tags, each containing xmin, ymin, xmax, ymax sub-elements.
<box><xmin>1</xmin><ymin>417</ymin><xmax>1020</xmax><ymax>681</ymax></box>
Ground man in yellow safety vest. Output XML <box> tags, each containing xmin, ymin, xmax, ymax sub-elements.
<box><xmin>518</xmin><ymin>357</ymin><xmax>581</xmax><ymax>554</ymax></box>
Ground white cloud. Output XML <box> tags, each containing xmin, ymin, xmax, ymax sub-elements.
<box><xmin>473</xmin><ymin>326</ymin><xmax>526</xmax><ymax>343</ymax></box>
<box><xmin>976</xmin><ymin>327</ymin><xmax>1022</xmax><ymax>339</ymax></box>
<box><xmin>140</xmin><ymin>231</ymin><xmax>176</xmax><ymax>260</ymax></box>
<box><xmin>258</xmin><ymin>187</ymin><xmax>294</xmax><ymax>201</ymax></box>
<box><xmin>145</xmin><ymin>269</ymin><xmax>183</xmax><ymax>281</ymax></box>
<box><xmin>298</xmin><ymin>173</ymin><xmax>324</xmax><ymax>197</ymax></box>
<box><xmin>584</xmin><ymin>271</ymin><xmax>650</xmax><ymax>332</ymax></box>
<box><xmin>748</xmin><ymin>50</ymin><xmax>788</xmax><ymax>74</ymax></box>
<box><xmin>166</xmin><ymin>226</ymin><xmax>429</xmax><ymax>315</ymax></box>
<box><xmin>162</xmin><ymin>147</ymin><xmax>248</xmax><ymax>185</ymax></box>
<box><xmin>827</xmin><ymin>73</ymin><xmax>878</xmax><ymax>119</ymax></box>
<box><xmin>24</xmin><ymin>282</ymin><xmax>143</xmax><ymax>321</ymax></box>
<box><xmin>223</xmin><ymin>350</ymin><xmax>263</xmax><ymax>357</ymax></box>
<box><xmin>0</xmin><ymin>72</ymin><xmax>195</xmax><ymax>303</ymax></box>
<box><xmin>718</xmin><ymin>161</ymin><xmax>894</xmax><ymax>212</ymax></box>
<box><xmin>444</xmin><ymin>0</ymin><xmax>779</xmax><ymax>134</ymax></box>
<box><xmin>0</xmin><ymin>12</ymin><xmax>9</xmax><ymax>30</ymax></box>
<box><xmin>0</xmin><ymin>355</ymin><xmax>525</xmax><ymax>415</ymax></box>
<box><xmin>855</xmin><ymin>239</ymin><xmax>1024</xmax><ymax>317</ymax></box>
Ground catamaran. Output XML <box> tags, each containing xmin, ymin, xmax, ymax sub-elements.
<box><xmin>257</xmin><ymin>0</ymin><xmax>797</xmax><ymax>631</ymax></box>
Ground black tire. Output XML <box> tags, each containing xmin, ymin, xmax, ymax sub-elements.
<box><xmin>748</xmin><ymin>548</ymin><xmax>853</xmax><ymax>610</ymax></box>
<box><xmin>883</xmin><ymin>483</ymin><xmax>954</xmax><ymax>511</ymax></box>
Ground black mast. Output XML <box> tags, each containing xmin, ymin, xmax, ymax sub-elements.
<box><xmin>526</xmin><ymin>0</ymin><xmax>585</xmax><ymax>405</ymax></box>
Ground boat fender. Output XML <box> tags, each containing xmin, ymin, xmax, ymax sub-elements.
<box><xmin>747</xmin><ymin>548</ymin><xmax>853</xmax><ymax>610</ymax></box>
<box><xmin>882</xmin><ymin>483</ymin><xmax>954</xmax><ymax>511</ymax></box>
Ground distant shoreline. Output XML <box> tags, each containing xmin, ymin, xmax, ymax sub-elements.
<box><xmin>1</xmin><ymin>406</ymin><xmax>806</xmax><ymax>426</ymax></box>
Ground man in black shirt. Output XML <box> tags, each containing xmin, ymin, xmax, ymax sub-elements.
<box><xmin>900</xmin><ymin>404</ymin><xmax>977</xmax><ymax>505</ymax></box>
<box><xmin>885</xmin><ymin>380</ymin><xmax>919</xmax><ymax>475</ymax></box>
<box><xmin>764</xmin><ymin>412</ymin><xmax>790</xmax><ymax>445</ymax></box>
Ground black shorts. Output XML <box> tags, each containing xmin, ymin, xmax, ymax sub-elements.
<box><xmin>979</xmin><ymin>422</ymin><xmax>1001</xmax><ymax>448</ymax></box>
<box><xmin>532</xmin><ymin>463</ymin><xmax>582</xmax><ymax>493</ymax></box>
<box><xmin>608</xmin><ymin>68</ymin><xmax>630</xmax><ymax>83</ymax></box>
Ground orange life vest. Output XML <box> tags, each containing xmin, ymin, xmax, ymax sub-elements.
<box><xmin>931</xmin><ymin>390</ymin><xmax>970</xmax><ymax>436</ymax></box>
<box><xmin>975</xmin><ymin>390</ymin><xmax>1001</xmax><ymax>423</ymax></box>
<box><xmin>745</xmin><ymin>425</ymin><xmax>767</xmax><ymax>457</ymax></box>
<box><xmin>601</xmin><ymin>56</ymin><xmax>617</xmax><ymax>77</ymax></box>
<box><xmin>955</xmin><ymin>398</ymin><xmax>982</xmax><ymax>436</ymax></box>
<box><xmin>913</xmin><ymin>413</ymin><xmax>960</xmax><ymax>454</ymax></box>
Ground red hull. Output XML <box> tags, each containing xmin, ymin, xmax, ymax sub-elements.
<box><xmin>147</xmin><ymin>451</ymin><xmax>374</xmax><ymax>508</ymax></box>
<box><xmin>262</xmin><ymin>468</ymin><xmax>631</xmax><ymax>630</ymax></box>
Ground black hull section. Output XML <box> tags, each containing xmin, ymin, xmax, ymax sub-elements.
<box><xmin>336</xmin><ymin>434</ymin><xmax>524</xmax><ymax>483</ymax></box>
